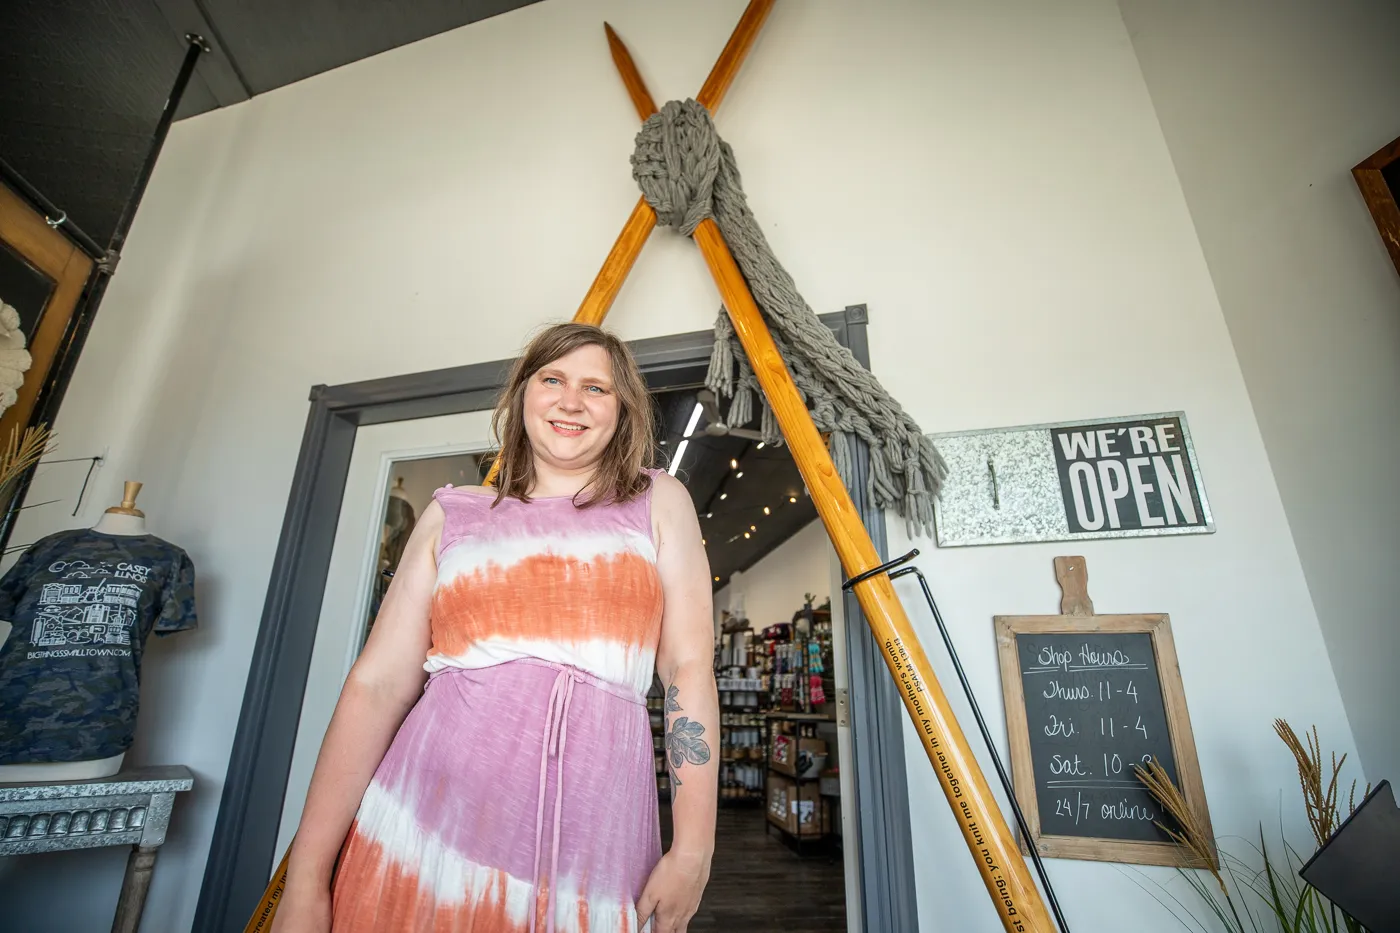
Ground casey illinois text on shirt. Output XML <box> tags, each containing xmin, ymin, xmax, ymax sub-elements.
<box><xmin>25</xmin><ymin>559</ymin><xmax>154</xmax><ymax>658</ymax></box>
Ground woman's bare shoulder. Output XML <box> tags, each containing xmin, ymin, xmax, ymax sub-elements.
<box><xmin>650</xmin><ymin>471</ymin><xmax>689</xmax><ymax>503</ymax></box>
<box><xmin>650</xmin><ymin>472</ymin><xmax>698</xmax><ymax>524</ymax></box>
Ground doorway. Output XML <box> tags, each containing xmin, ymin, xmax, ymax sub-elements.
<box><xmin>273</xmin><ymin>410</ymin><xmax>495</xmax><ymax>861</ymax></box>
<box><xmin>274</xmin><ymin>391</ymin><xmax>856</xmax><ymax>930</ymax></box>
<box><xmin>653</xmin><ymin>386</ymin><xmax>855</xmax><ymax>931</ymax></box>
<box><xmin>197</xmin><ymin>310</ymin><xmax>919</xmax><ymax>933</ymax></box>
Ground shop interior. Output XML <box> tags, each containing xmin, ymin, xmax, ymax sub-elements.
<box><xmin>654</xmin><ymin>387</ymin><xmax>849</xmax><ymax>931</ymax></box>
<box><xmin>0</xmin><ymin>1</ymin><xmax>1397</xmax><ymax>931</ymax></box>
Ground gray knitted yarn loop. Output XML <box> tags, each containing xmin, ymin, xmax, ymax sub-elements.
<box><xmin>631</xmin><ymin>99</ymin><xmax>947</xmax><ymax>534</ymax></box>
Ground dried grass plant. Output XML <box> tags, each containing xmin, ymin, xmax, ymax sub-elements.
<box><xmin>1134</xmin><ymin>757</ymin><xmax>1260</xmax><ymax>933</ymax></box>
<box><xmin>1131</xmin><ymin>722</ymin><xmax>1369</xmax><ymax>933</ymax></box>
<box><xmin>1137</xmin><ymin>758</ymin><xmax>1223</xmax><ymax>886</ymax></box>
<box><xmin>0</xmin><ymin>422</ymin><xmax>50</xmax><ymax>513</ymax></box>
<box><xmin>1273</xmin><ymin>719</ymin><xmax>1368</xmax><ymax>850</ymax></box>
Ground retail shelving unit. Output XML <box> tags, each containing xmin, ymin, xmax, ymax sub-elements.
<box><xmin>716</xmin><ymin>622</ymin><xmax>766</xmax><ymax>805</ymax></box>
<box><xmin>764</xmin><ymin>710</ymin><xmax>838</xmax><ymax>856</ymax></box>
<box><xmin>759</xmin><ymin>598</ymin><xmax>840</xmax><ymax>855</ymax></box>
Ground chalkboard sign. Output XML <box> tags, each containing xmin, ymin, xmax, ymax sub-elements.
<box><xmin>995</xmin><ymin>557</ymin><xmax>1213</xmax><ymax>866</ymax></box>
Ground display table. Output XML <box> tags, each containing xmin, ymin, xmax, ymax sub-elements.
<box><xmin>0</xmin><ymin>765</ymin><xmax>194</xmax><ymax>933</ymax></box>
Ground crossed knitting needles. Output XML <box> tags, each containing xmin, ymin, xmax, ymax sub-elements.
<box><xmin>247</xmin><ymin>7</ymin><xmax>1056</xmax><ymax>931</ymax></box>
<box><xmin>581</xmin><ymin>6</ymin><xmax>1059</xmax><ymax>932</ymax></box>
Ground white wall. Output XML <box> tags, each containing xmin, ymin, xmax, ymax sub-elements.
<box><xmin>1118</xmin><ymin>0</ymin><xmax>1400</xmax><ymax>783</ymax></box>
<box><xmin>716</xmin><ymin>519</ymin><xmax>831</xmax><ymax>633</ymax></box>
<box><xmin>0</xmin><ymin>1</ymin><xmax>1369</xmax><ymax>930</ymax></box>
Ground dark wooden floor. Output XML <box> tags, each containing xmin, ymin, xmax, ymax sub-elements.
<box><xmin>660</xmin><ymin>804</ymin><xmax>848</xmax><ymax>932</ymax></box>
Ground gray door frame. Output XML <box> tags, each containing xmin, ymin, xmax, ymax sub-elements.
<box><xmin>194</xmin><ymin>305</ymin><xmax>918</xmax><ymax>933</ymax></box>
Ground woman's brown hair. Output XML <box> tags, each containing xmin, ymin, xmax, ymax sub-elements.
<box><xmin>490</xmin><ymin>322</ymin><xmax>655</xmax><ymax>507</ymax></box>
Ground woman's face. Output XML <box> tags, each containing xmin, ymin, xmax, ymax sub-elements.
<box><xmin>521</xmin><ymin>344</ymin><xmax>621</xmax><ymax>475</ymax></box>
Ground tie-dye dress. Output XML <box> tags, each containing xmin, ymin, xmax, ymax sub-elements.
<box><xmin>331</xmin><ymin>481</ymin><xmax>665</xmax><ymax>933</ymax></box>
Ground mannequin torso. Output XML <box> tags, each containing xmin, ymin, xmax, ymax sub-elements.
<box><xmin>0</xmin><ymin>482</ymin><xmax>149</xmax><ymax>783</ymax></box>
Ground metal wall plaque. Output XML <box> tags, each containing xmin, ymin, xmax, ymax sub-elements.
<box><xmin>931</xmin><ymin>412</ymin><xmax>1214</xmax><ymax>547</ymax></box>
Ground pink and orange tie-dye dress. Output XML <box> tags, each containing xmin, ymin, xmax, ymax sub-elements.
<box><xmin>331</xmin><ymin>481</ymin><xmax>665</xmax><ymax>932</ymax></box>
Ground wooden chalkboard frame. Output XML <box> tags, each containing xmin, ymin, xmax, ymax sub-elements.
<box><xmin>994</xmin><ymin>557</ymin><xmax>1215</xmax><ymax>867</ymax></box>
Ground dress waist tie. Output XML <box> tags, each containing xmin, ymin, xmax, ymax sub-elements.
<box><xmin>525</xmin><ymin>661</ymin><xmax>644</xmax><ymax>933</ymax></box>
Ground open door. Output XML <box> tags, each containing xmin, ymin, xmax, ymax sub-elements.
<box><xmin>274</xmin><ymin>410</ymin><xmax>495</xmax><ymax>861</ymax></box>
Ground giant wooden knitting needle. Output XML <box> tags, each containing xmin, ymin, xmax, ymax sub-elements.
<box><xmin>575</xmin><ymin>0</ymin><xmax>775</xmax><ymax>324</ymax></box>
<box><xmin>600</xmin><ymin>21</ymin><xmax>1058</xmax><ymax>933</ymax></box>
<box><xmin>483</xmin><ymin>0</ymin><xmax>771</xmax><ymax>478</ymax></box>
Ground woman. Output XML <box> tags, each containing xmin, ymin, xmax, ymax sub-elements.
<box><xmin>275</xmin><ymin>323</ymin><xmax>718</xmax><ymax>932</ymax></box>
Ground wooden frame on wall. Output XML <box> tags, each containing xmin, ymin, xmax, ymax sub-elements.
<box><xmin>0</xmin><ymin>183</ymin><xmax>94</xmax><ymax>446</ymax></box>
<box><xmin>1353</xmin><ymin>134</ymin><xmax>1400</xmax><ymax>278</ymax></box>
<box><xmin>995</xmin><ymin>611</ymin><xmax>1213</xmax><ymax>867</ymax></box>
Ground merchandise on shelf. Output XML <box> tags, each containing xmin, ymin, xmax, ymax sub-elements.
<box><xmin>759</xmin><ymin>597</ymin><xmax>835</xmax><ymax>715</ymax></box>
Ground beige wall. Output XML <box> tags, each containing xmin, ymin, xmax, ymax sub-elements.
<box><xmin>715</xmin><ymin>519</ymin><xmax>832</xmax><ymax>635</ymax></box>
<box><xmin>0</xmin><ymin>1</ymin><xmax>1371</xmax><ymax>930</ymax></box>
<box><xmin>1120</xmin><ymin>0</ymin><xmax>1400</xmax><ymax>781</ymax></box>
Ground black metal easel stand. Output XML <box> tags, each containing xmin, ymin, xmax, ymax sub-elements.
<box><xmin>843</xmin><ymin>548</ymin><xmax>1074</xmax><ymax>933</ymax></box>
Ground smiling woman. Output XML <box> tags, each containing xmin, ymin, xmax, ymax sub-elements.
<box><xmin>274</xmin><ymin>322</ymin><xmax>718</xmax><ymax>933</ymax></box>
<box><xmin>491</xmin><ymin>323</ymin><xmax>656</xmax><ymax>507</ymax></box>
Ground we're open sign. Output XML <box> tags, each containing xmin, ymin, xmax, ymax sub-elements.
<box><xmin>931</xmin><ymin>413</ymin><xmax>1214</xmax><ymax>548</ymax></box>
<box><xmin>1051</xmin><ymin>416</ymin><xmax>1206</xmax><ymax>534</ymax></box>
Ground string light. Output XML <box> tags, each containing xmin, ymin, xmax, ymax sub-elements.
<box><xmin>730</xmin><ymin>458</ymin><xmax>738</xmax><ymax>469</ymax></box>
<box><xmin>702</xmin><ymin>538</ymin><xmax>707</xmax><ymax>545</ymax></box>
<box><xmin>763</xmin><ymin>506</ymin><xmax>770</xmax><ymax>515</ymax></box>
<box><xmin>714</xmin><ymin>575</ymin><xmax>720</xmax><ymax>582</ymax></box>
<box><xmin>705</xmin><ymin>512</ymin><xmax>712</xmax><ymax>518</ymax></box>
<box><xmin>750</xmin><ymin>525</ymin><xmax>756</xmax><ymax>531</ymax></box>
<box><xmin>744</xmin><ymin>532</ymin><xmax>750</xmax><ymax>539</ymax></box>
<box><xmin>789</xmin><ymin>496</ymin><xmax>797</xmax><ymax>503</ymax></box>
<box><xmin>757</xmin><ymin>442</ymin><xmax>765</xmax><ymax>449</ymax></box>
<box><xmin>735</xmin><ymin>471</ymin><xmax>743</xmax><ymax>478</ymax></box>
<box><xmin>720</xmin><ymin>493</ymin><xmax>727</xmax><ymax>500</ymax></box>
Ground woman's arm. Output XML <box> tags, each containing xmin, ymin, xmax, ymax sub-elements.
<box><xmin>277</xmin><ymin>499</ymin><xmax>444</xmax><ymax>916</ymax></box>
<box><xmin>639</xmin><ymin>473</ymin><xmax>717</xmax><ymax>932</ymax></box>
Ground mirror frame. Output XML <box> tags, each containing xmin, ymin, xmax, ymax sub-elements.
<box><xmin>0</xmin><ymin>184</ymin><xmax>94</xmax><ymax>458</ymax></box>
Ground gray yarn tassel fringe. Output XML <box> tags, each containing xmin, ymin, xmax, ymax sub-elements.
<box><xmin>632</xmin><ymin>99</ymin><xmax>947</xmax><ymax>535</ymax></box>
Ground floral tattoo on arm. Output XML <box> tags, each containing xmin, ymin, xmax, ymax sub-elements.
<box><xmin>664</xmin><ymin>684</ymin><xmax>710</xmax><ymax>795</ymax></box>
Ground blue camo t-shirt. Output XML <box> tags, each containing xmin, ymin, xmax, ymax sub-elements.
<box><xmin>0</xmin><ymin>529</ymin><xmax>197</xmax><ymax>764</ymax></box>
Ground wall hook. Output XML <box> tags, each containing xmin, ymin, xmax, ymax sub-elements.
<box><xmin>987</xmin><ymin>456</ymin><xmax>1001</xmax><ymax>510</ymax></box>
